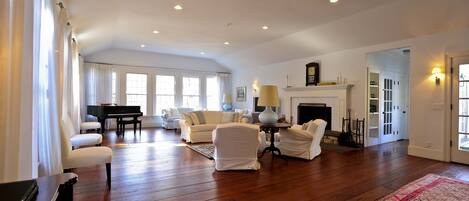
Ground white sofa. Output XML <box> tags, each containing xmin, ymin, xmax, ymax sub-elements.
<box><xmin>278</xmin><ymin>119</ymin><xmax>327</xmax><ymax>160</ymax></box>
<box><xmin>179</xmin><ymin>111</ymin><xmax>246</xmax><ymax>143</ymax></box>
<box><xmin>212</xmin><ymin>123</ymin><xmax>261</xmax><ymax>171</ymax></box>
<box><xmin>161</xmin><ymin>108</ymin><xmax>193</xmax><ymax>129</ymax></box>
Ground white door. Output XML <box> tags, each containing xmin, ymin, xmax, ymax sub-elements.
<box><xmin>381</xmin><ymin>73</ymin><xmax>395</xmax><ymax>143</ymax></box>
<box><xmin>451</xmin><ymin>55</ymin><xmax>469</xmax><ymax>164</ymax></box>
<box><xmin>398</xmin><ymin>74</ymin><xmax>409</xmax><ymax>140</ymax></box>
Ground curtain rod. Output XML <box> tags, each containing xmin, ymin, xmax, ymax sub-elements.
<box><xmin>85</xmin><ymin>61</ymin><xmax>231</xmax><ymax>74</ymax></box>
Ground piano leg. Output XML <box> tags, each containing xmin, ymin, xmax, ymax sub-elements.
<box><xmin>99</xmin><ymin>118</ymin><xmax>106</xmax><ymax>134</ymax></box>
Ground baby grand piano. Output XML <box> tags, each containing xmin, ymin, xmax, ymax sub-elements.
<box><xmin>87</xmin><ymin>105</ymin><xmax>143</xmax><ymax>133</ymax></box>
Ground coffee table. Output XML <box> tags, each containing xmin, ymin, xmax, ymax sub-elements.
<box><xmin>257</xmin><ymin>123</ymin><xmax>290</xmax><ymax>157</ymax></box>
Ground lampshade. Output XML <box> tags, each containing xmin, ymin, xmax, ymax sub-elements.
<box><xmin>258</xmin><ymin>85</ymin><xmax>279</xmax><ymax>107</ymax></box>
<box><xmin>223</xmin><ymin>93</ymin><xmax>232</xmax><ymax>103</ymax></box>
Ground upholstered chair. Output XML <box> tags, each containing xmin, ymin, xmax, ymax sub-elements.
<box><xmin>64</xmin><ymin>117</ymin><xmax>102</xmax><ymax>149</ymax></box>
<box><xmin>212</xmin><ymin>123</ymin><xmax>262</xmax><ymax>171</ymax></box>
<box><xmin>60</xmin><ymin>119</ymin><xmax>113</xmax><ymax>188</ymax></box>
<box><xmin>80</xmin><ymin>121</ymin><xmax>101</xmax><ymax>133</ymax></box>
<box><xmin>278</xmin><ymin>119</ymin><xmax>327</xmax><ymax>160</ymax></box>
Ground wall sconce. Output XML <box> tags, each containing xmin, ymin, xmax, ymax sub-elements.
<box><xmin>432</xmin><ymin>67</ymin><xmax>442</xmax><ymax>85</ymax></box>
<box><xmin>252</xmin><ymin>80</ymin><xmax>260</xmax><ymax>94</ymax></box>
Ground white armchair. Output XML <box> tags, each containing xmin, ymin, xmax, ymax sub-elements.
<box><xmin>60</xmin><ymin>119</ymin><xmax>113</xmax><ymax>188</ymax></box>
<box><xmin>212</xmin><ymin>123</ymin><xmax>262</xmax><ymax>171</ymax></box>
<box><xmin>278</xmin><ymin>119</ymin><xmax>327</xmax><ymax>160</ymax></box>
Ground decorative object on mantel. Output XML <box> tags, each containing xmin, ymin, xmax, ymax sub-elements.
<box><xmin>305</xmin><ymin>62</ymin><xmax>320</xmax><ymax>86</ymax></box>
<box><xmin>282</xmin><ymin>84</ymin><xmax>353</xmax><ymax>91</ymax></box>
<box><xmin>336</xmin><ymin>72</ymin><xmax>348</xmax><ymax>84</ymax></box>
<box><xmin>258</xmin><ymin>85</ymin><xmax>280</xmax><ymax>124</ymax></box>
<box><xmin>285</xmin><ymin>75</ymin><xmax>292</xmax><ymax>88</ymax></box>
<box><xmin>236</xmin><ymin>86</ymin><xmax>246</xmax><ymax>102</ymax></box>
<box><xmin>318</xmin><ymin>81</ymin><xmax>337</xmax><ymax>86</ymax></box>
<box><xmin>222</xmin><ymin>93</ymin><xmax>233</xmax><ymax>111</ymax></box>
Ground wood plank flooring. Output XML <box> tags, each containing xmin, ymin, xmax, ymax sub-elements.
<box><xmin>73</xmin><ymin>128</ymin><xmax>469</xmax><ymax>201</ymax></box>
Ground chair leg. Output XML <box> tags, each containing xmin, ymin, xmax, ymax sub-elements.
<box><xmin>139</xmin><ymin>122</ymin><xmax>142</xmax><ymax>134</ymax></box>
<box><xmin>133</xmin><ymin>123</ymin><xmax>136</xmax><ymax>135</ymax></box>
<box><xmin>106</xmin><ymin>163</ymin><xmax>111</xmax><ymax>189</ymax></box>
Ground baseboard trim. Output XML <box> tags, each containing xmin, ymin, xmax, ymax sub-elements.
<box><xmin>408</xmin><ymin>145</ymin><xmax>445</xmax><ymax>161</ymax></box>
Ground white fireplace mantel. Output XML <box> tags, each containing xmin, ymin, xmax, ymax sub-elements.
<box><xmin>281</xmin><ymin>84</ymin><xmax>353</xmax><ymax>131</ymax></box>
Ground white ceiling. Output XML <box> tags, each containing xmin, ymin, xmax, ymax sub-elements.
<box><xmin>66</xmin><ymin>0</ymin><xmax>391</xmax><ymax>57</ymax></box>
<box><xmin>67</xmin><ymin>0</ymin><xmax>469</xmax><ymax>70</ymax></box>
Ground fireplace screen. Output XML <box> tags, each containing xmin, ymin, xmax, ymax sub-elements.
<box><xmin>297</xmin><ymin>103</ymin><xmax>332</xmax><ymax>130</ymax></box>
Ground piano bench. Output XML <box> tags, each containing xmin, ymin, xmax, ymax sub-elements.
<box><xmin>116</xmin><ymin>119</ymin><xmax>142</xmax><ymax>136</ymax></box>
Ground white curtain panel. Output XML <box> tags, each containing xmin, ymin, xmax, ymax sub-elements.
<box><xmin>217</xmin><ymin>73</ymin><xmax>232</xmax><ymax>110</ymax></box>
<box><xmin>85</xmin><ymin>63</ymin><xmax>113</xmax><ymax>121</ymax></box>
<box><xmin>35</xmin><ymin>0</ymin><xmax>63</xmax><ymax>176</ymax></box>
<box><xmin>0</xmin><ymin>0</ymin><xmax>37</xmax><ymax>181</ymax></box>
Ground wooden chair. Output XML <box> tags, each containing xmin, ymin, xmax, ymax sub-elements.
<box><xmin>116</xmin><ymin>117</ymin><xmax>142</xmax><ymax>136</ymax></box>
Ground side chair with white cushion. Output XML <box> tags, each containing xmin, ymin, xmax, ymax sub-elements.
<box><xmin>80</xmin><ymin>121</ymin><xmax>101</xmax><ymax>133</ymax></box>
<box><xmin>278</xmin><ymin>119</ymin><xmax>327</xmax><ymax>160</ymax></box>
<box><xmin>212</xmin><ymin>123</ymin><xmax>262</xmax><ymax>171</ymax></box>
<box><xmin>64</xmin><ymin>117</ymin><xmax>102</xmax><ymax>149</ymax></box>
<box><xmin>61</xmin><ymin>119</ymin><xmax>113</xmax><ymax>188</ymax></box>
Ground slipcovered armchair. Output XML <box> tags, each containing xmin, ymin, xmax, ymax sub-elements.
<box><xmin>212</xmin><ymin>123</ymin><xmax>262</xmax><ymax>171</ymax></box>
<box><xmin>162</xmin><ymin>108</ymin><xmax>193</xmax><ymax>129</ymax></box>
<box><xmin>60</xmin><ymin>119</ymin><xmax>113</xmax><ymax>188</ymax></box>
<box><xmin>278</xmin><ymin>119</ymin><xmax>327</xmax><ymax>160</ymax></box>
<box><xmin>63</xmin><ymin>116</ymin><xmax>102</xmax><ymax>149</ymax></box>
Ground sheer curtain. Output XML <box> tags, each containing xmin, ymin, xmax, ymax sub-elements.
<box><xmin>85</xmin><ymin>63</ymin><xmax>113</xmax><ymax>120</ymax></box>
<box><xmin>0</xmin><ymin>0</ymin><xmax>36</xmax><ymax>182</ymax></box>
<box><xmin>35</xmin><ymin>0</ymin><xmax>63</xmax><ymax>176</ymax></box>
<box><xmin>217</xmin><ymin>73</ymin><xmax>232</xmax><ymax>110</ymax></box>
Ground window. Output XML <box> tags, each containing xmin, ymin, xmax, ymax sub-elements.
<box><xmin>112</xmin><ymin>72</ymin><xmax>117</xmax><ymax>104</ymax></box>
<box><xmin>182</xmin><ymin>77</ymin><xmax>200</xmax><ymax>109</ymax></box>
<box><xmin>155</xmin><ymin>75</ymin><xmax>175</xmax><ymax>115</ymax></box>
<box><xmin>126</xmin><ymin>73</ymin><xmax>147</xmax><ymax>115</ymax></box>
<box><xmin>206</xmin><ymin>76</ymin><xmax>220</xmax><ymax>110</ymax></box>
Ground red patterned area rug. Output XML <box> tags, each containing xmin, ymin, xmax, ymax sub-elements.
<box><xmin>379</xmin><ymin>174</ymin><xmax>469</xmax><ymax>201</ymax></box>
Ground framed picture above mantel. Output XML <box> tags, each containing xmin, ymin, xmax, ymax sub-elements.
<box><xmin>306</xmin><ymin>62</ymin><xmax>320</xmax><ymax>86</ymax></box>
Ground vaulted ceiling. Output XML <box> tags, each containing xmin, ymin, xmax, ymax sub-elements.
<box><xmin>66</xmin><ymin>0</ymin><xmax>469</xmax><ymax>70</ymax></box>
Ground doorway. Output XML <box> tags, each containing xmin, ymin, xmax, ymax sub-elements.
<box><xmin>451</xmin><ymin>55</ymin><xmax>469</xmax><ymax>164</ymax></box>
<box><xmin>367</xmin><ymin>48</ymin><xmax>410</xmax><ymax>146</ymax></box>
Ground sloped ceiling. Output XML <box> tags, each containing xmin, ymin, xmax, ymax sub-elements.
<box><xmin>66</xmin><ymin>0</ymin><xmax>469</xmax><ymax>71</ymax></box>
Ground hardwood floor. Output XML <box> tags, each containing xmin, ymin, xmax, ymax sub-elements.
<box><xmin>73</xmin><ymin>128</ymin><xmax>469</xmax><ymax>201</ymax></box>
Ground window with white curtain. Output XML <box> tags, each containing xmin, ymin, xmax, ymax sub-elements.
<box><xmin>182</xmin><ymin>77</ymin><xmax>200</xmax><ymax>109</ymax></box>
<box><xmin>126</xmin><ymin>73</ymin><xmax>147</xmax><ymax>115</ymax></box>
<box><xmin>112</xmin><ymin>72</ymin><xmax>117</xmax><ymax>104</ymax></box>
<box><xmin>206</xmin><ymin>76</ymin><xmax>220</xmax><ymax>110</ymax></box>
<box><xmin>155</xmin><ymin>75</ymin><xmax>175</xmax><ymax>115</ymax></box>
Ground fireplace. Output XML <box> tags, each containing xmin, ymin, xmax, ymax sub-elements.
<box><xmin>297</xmin><ymin>103</ymin><xmax>332</xmax><ymax>130</ymax></box>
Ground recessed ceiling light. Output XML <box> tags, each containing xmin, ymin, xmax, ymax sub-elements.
<box><xmin>140</xmin><ymin>44</ymin><xmax>146</xmax><ymax>48</ymax></box>
<box><xmin>262</xmin><ymin>25</ymin><xmax>269</xmax><ymax>30</ymax></box>
<box><xmin>200</xmin><ymin>52</ymin><xmax>205</xmax><ymax>55</ymax></box>
<box><xmin>330</xmin><ymin>0</ymin><xmax>339</xmax><ymax>3</ymax></box>
<box><xmin>224</xmin><ymin>41</ymin><xmax>230</xmax><ymax>45</ymax></box>
<box><xmin>174</xmin><ymin>4</ymin><xmax>183</xmax><ymax>10</ymax></box>
<box><xmin>152</xmin><ymin>30</ymin><xmax>159</xmax><ymax>34</ymax></box>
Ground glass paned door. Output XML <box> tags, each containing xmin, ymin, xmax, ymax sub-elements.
<box><xmin>381</xmin><ymin>77</ymin><xmax>395</xmax><ymax>143</ymax></box>
<box><xmin>452</xmin><ymin>56</ymin><xmax>469</xmax><ymax>164</ymax></box>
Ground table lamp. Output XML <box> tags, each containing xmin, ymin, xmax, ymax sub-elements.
<box><xmin>222</xmin><ymin>93</ymin><xmax>232</xmax><ymax>111</ymax></box>
<box><xmin>258</xmin><ymin>85</ymin><xmax>279</xmax><ymax>124</ymax></box>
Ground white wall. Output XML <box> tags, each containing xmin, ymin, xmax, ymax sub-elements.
<box><xmin>84</xmin><ymin>48</ymin><xmax>229</xmax><ymax>73</ymax></box>
<box><xmin>232</xmin><ymin>27</ymin><xmax>469</xmax><ymax>161</ymax></box>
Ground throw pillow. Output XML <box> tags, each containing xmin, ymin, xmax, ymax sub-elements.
<box><xmin>221</xmin><ymin>112</ymin><xmax>235</xmax><ymax>123</ymax></box>
<box><xmin>182</xmin><ymin>113</ymin><xmax>193</xmax><ymax>125</ymax></box>
<box><xmin>306</xmin><ymin>121</ymin><xmax>318</xmax><ymax>134</ymax></box>
<box><xmin>194</xmin><ymin>111</ymin><xmax>206</xmax><ymax>124</ymax></box>
<box><xmin>190</xmin><ymin>112</ymin><xmax>200</xmax><ymax>125</ymax></box>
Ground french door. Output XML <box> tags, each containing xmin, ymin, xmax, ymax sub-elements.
<box><xmin>451</xmin><ymin>55</ymin><xmax>469</xmax><ymax>164</ymax></box>
<box><xmin>381</xmin><ymin>75</ymin><xmax>395</xmax><ymax>143</ymax></box>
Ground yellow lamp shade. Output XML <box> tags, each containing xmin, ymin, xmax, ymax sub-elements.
<box><xmin>258</xmin><ymin>85</ymin><xmax>279</xmax><ymax>107</ymax></box>
<box><xmin>223</xmin><ymin>93</ymin><xmax>232</xmax><ymax>103</ymax></box>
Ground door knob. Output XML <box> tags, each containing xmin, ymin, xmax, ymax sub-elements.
<box><xmin>402</xmin><ymin>111</ymin><xmax>406</xmax><ymax>114</ymax></box>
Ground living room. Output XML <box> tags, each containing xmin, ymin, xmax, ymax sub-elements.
<box><xmin>1</xmin><ymin>0</ymin><xmax>469</xmax><ymax>200</ymax></box>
